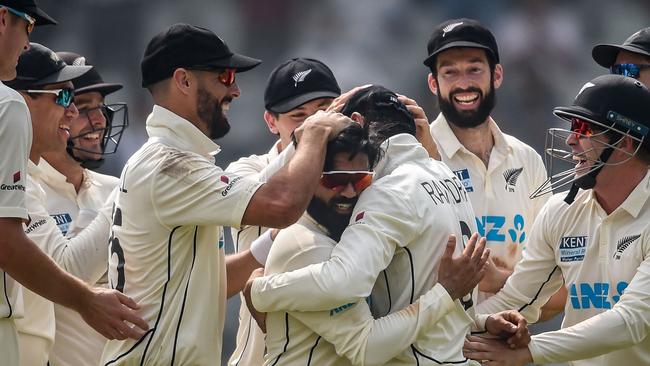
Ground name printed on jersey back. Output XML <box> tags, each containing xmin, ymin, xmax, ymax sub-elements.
<box><xmin>420</xmin><ymin>175</ymin><xmax>470</xmax><ymax>205</ymax></box>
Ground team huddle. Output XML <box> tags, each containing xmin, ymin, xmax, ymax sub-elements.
<box><xmin>1</xmin><ymin>1</ymin><xmax>649</xmax><ymax>366</ymax></box>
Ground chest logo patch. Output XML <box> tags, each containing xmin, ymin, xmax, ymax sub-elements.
<box><xmin>613</xmin><ymin>234</ymin><xmax>640</xmax><ymax>260</ymax></box>
<box><xmin>453</xmin><ymin>169</ymin><xmax>473</xmax><ymax>192</ymax></box>
<box><xmin>559</xmin><ymin>235</ymin><xmax>587</xmax><ymax>262</ymax></box>
<box><xmin>503</xmin><ymin>167</ymin><xmax>523</xmax><ymax>192</ymax></box>
<box><xmin>51</xmin><ymin>213</ymin><xmax>73</xmax><ymax>236</ymax></box>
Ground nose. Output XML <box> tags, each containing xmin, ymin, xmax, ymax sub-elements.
<box><xmin>339</xmin><ymin>183</ymin><xmax>358</xmax><ymax>199</ymax></box>
<box><xmin>229</xmin><ymin>82</ymin><xmax>241</xmax><ymax>98</ymax></box>
<box><xmin>90</xmin><ymin>109</ymin><xmax>107</xmax><ymax>130</ymax></box>
<box><xmin>66</xmin><ymin>102</ymin><xmax>79</xmax><ymax>119</ymax></box>
<box><xmin>566</xmin><ymin>130</ymin><xmax>578</xmax><ymax>146</ymax></box>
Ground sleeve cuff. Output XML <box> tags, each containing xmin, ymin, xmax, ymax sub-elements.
<box><xmin>527</xmin><ymin>336</ymin><xmax>545</xmax><ymax>364</ymax></box>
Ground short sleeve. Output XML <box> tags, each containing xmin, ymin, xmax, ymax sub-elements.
<box><xmin>0</xmin><ymin>98</ymin><xmax>31</xmax><ymax>219</ymax></box>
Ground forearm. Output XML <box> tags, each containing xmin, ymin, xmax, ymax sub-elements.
<box><xmin>226</xmin><ymin>250</ymin><xmax>263</xmax><ymax>298</ymax></box>
<box><xmin>0</xmin><ymin>220</ymin><xmax>89</xmax><ymax>312</ymax></box>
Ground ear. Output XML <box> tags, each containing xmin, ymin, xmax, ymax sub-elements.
<box><xmin>171</xmin><ymin>68</ymin><xmax>193</xmax><ymax>95</ymax></box>
<box><xmin>493</xmin><ymin>64</ymin><xmax>504</xmax><ymax>89</ymax></box>
<box><xmin>427</xmin><ymin>73</ymin><xmax>439</xmax><ymax>96</ymax></box>
<box><xmin>263</xmin><ymin>111</ymin><xmax>279</xmax><ymax>134</ymax></box>
<box><xmin>350</xmin><ymin>111</ymin><xmax>365</xmax><ymax>126</ymax></box>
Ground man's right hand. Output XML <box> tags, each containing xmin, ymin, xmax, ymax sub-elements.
<box><xmin>437</xmin><ymin>233</ymin><xmax>489</xmax><ymax>300</ymax></box>
<box><xmin>78</xmin><ymin>287</ymin><xmax>149</xmax><ymax>340</ymax></box>
<box><xmin>293</xmin><ymin>110</ymin><xmax>355</xmax><ymax>143</ymax></box>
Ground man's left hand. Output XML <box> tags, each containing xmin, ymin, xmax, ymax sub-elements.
<box><xmin>463</xmin><ymin>335</ymin><xmax>532</xmax><ymax>366</ymax></box>
<box><xmin>243</xmin><ymin>268</ymin><xmax>267</xmax><ymax>333</ymax></box>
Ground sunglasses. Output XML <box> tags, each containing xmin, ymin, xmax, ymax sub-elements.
<box><xmin>320</xmin><ymin>171</ymin><xmax>374</xmax><ymax>193</ymax></box>
<box><xmin>610</xmin><ymin>63</ymin><xmax>650</xmax><ymax>79</ymax></box>
<box><xmin>25</xmin><ymin>89</ymin><xmax>75</xmax><ymax>108</ymax></box>
<box><xmin>5</xmin><ymin>6</ymin><xmax>35</xmax><ymax>34</ymax></box>
<box><xmin>570</xmin><ymin>117</ymin><xmax>594</xmax><ymax>137</ymax></box>
<box><xmin>189</xmin><ymin>67</ymin><xmax>236</xmax><ymax>87</ymax></box>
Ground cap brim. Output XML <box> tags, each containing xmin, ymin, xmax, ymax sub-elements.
<box><xmin>592</xmin><ymin>44</ymin><xmax>650</xmax><ymax>68</ymax></box>
<box><xmin>75</xmin><ymin>82</ymin><xmax>123</xmax><ymax>96</ymax></box>
<box><xmin>206</xmin><ymin>53</ymin><xmax>261</xmax><ymax>73</ymax></box>
<box><xmin>553</xmin><ymin>106</ymin><xmax>599</xmax><ymax>123</ymax></box>
<box><xmin>31</xmin><ymin>7</ymin><xmax>58</xmax><ymax>26</ymax></box>
<box><xmin>424</xmin><ymin>41</ymin><xmax>494</xmax><ymax>67</ymax></box>
<box><xmin>268</xmin><ymin>90</ymin><xmax>340</xmax><ymax>114</ymax></box>
<box><xmin>36</xmin><ymin>65</ymin><xmax>92</xmax><ymax>86</ymax></box>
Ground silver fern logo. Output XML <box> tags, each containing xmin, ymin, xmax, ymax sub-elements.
<box><xmin>503</xmin><ymin>167</ymin><xmax>524</xmax><ymax>192</ymax></box>
<box><xmin>613</xmin><ymin>234</ymin><xmax>640</xmax><ymax>260</ymax></box>
<box><xmin>442</xmin><ymin>22</ymin><xmax>463</xmax><ymax>37</ymax></box>
<box><xmin>72</xmin><ymin>56</ymin><xmax>87</xmax><ymax>66</ymax></box>
<box><xmin>292</xmin><ymin>69</ymin><xmax>312</xmax><ymax>87</ymax></box>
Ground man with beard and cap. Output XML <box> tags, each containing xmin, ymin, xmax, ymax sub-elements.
<box><xmin>100</xmin><ymin>23</ymin><xmax>352</xmax><ymax>365</ymax></box>
<box><xmin>245</xmin><ymin>86</ymin><xmax>531</xmax><ymax>365</ymax></box>
<box><xmin>0</xmin><ymin>4</ymin><xmax>146</xmax><ymax>366</ymax></box>
<box><xmin>6</xmin><ymin>43</ymin><xmax>149</xmax><ymax>366</ymax></box>
<box><xmin>423</xmin><ymin>18</ymin><xmax>562</xmax><ymax>313</ymax></box>
<box><xmin>593</xmin><ymin>27</ymin><xmax>650</xmax><ymax>86</ymax></box>
<box><xmin>227</xmin><ymin>57</ymin><xmax>341</xmax><ymax>366</ymax></box>
<box><xmin>31</xmin><ymin>51</ymin><xmax>127</xmax><ymax>366</ymax></box>
<box><xmin>465</xmin><ymin>75</ymin><xmax>650</xmax><ymax>366</ymax></box>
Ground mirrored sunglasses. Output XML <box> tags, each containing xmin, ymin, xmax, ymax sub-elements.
<box><xmin>570</xmin><ymin>117</ymin><xmax>594</xmax><ymax>137</ymax></box>
<box><xmin>25</xmin><ymin>88</ymin><xmax>75</xmax><ymax>108</ymax></box>
<box><xmin>610</xmin><ymin>63</ymin><xmax>650</xmax><ymax>79</ymax></box>
<box><xmin>320</xmin><ymin>171</ymin><xmax>374</xmax><ymax>192</ymax></box>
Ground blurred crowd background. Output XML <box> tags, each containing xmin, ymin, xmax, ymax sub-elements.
<box><xmin>30</xmin><ymin>0</ymin><xmax>650</xmax><ymax>362</ymax></box>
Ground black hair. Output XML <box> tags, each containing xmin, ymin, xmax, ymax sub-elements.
<box><xmin>323</xmin><ymin>122</ymin><xmax>380</xmax><ymax>171</ymax></box>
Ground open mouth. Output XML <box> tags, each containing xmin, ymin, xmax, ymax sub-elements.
<box><xmin>334</xmin><ymin>202</ymin><xmax>353</xmax><ymax>213</ymax></box>
<box><xmin>58</xmin><ymin>124</ymin><xmax>70</xmax><ymax>139</ymax></box>
<box><xmin>452</xmin><ymin>92</ymin><xmax>480</xmax><ymax>108</ymax></box>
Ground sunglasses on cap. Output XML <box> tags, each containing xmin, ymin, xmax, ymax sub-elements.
<box><xmin>24</xmin><ymin>88</ymin><xmax>75</xmax><ymax>108</ymax></box>
<box><xmin>320</xmin><ymin>171</ymin><xmax>374</xmax><ymax>193</ymax></box>
<box><xmin>610</xmin><ymin>63</ymin><xmax>650</xmax><ymax>79</ymax></box>
<box><xmin>4</xmin><ymin>6</ymin><xmax>35</xmax><ymax>34</ymax></box>
<box><xmin>570</xmin><ymin>117</ymin><xmax>595</xmax><ymax>137</ymax></box>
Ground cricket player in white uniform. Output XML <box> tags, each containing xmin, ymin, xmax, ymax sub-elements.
<box><xmin>39</xmin><ymin>51</ymin><xmax>128</xmax><ymax>366</ymax></box>
<box><xmin>228</xmin><ymin>57</ymin><xmax>341</xmax><ymax>366</ymax></box>
<box><xmin>464</xmin><ymin>75</ymin><xmax>650</xmax><ymax>365</ymax></box>
<box><xmin>100</xmin><ymin>23</ymin><xmax>354</xmax><ymax>365</ymax></box>
<box><xmin>423</xmin><ymin>19</ymin><xmax>551</xmax><ymax>303</ymax></box>
<box><xmin>6</xmin><ymin>43</ymin><xmax>141</xmax><ymax>365</ymax></box>
<box><xmin>245</xmin><ymin>86</ymin><xmax>526</xmax><ymax>365</ymax></box>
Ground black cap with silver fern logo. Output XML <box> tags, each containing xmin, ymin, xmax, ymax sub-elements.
<box><xmin>530</xmin><ymin>75</ymin><xmax>650</xmax><ymax>204</ymax></box>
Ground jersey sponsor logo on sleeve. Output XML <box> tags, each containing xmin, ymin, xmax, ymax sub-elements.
<box><xmin>24</xmin><ymin>218</ymin><xmax>47</xmax><ymax>234</ymax></box>
<box><xmin>569</xmin><ymin>281</ymin><xmax>628</xmax><ymax>309</ymax></box>
<box><xmin>329</xmin><ymin>302</ymin><xmax>356</xmax><ymax>316</ymax></box>
<box><xmin>50</xmin><ymin>213</ymin><xmax>73</xmax><ymax>235</ymax></box>
<box><xmin>355</xmin><ymin>211</ymin><xmax>365</xmax><ymax>222</ymax></box>
<box><xmin>221</xmin><ymin>176</ymin><xmax>243</xmax><ymax>197</ymax></box>
<box><xmin>503</xmin><ymin>167</ymin><xmax>524</xmax><ymax>192</ymax></box>
<box><xmin>613</xmin><ymin>234</ymin><xmax>640</xmax><ymax>260</ymax></box>
<box><xmin>559</xmin><ymin>236</ymin><xmax>587</xmax><ymax>262</ymax></box>
<box><xmin>1</xmin><ymin>171</ymin><xmax>25</xmax><ymax>191</ymax></box>
<box><xmin>13</xmin><ymin>171</ymin><xmax>21</xmax><ymax>183</ymax></box>
<box><xmin>453</xmin><ymin>169</ymin><xmax>473</xmax><ymax>192</ymax></box>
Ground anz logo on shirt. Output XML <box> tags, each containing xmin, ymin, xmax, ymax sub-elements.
<box><xmin>569</xmin><ymin>281</ymin><xmax>628</xmax><ymax>309</ymax></box>
<box><xmin>476</xmin><ymin>214</ymin><xmax>526</xmax><ymax>244</ymax></box>
<box><xmin>50</xmin><ymin>213</ymin><xmax>73</xmax><ymax>236</ymax></box>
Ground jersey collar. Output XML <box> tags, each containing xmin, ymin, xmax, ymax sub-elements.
<box><xmin>616</xmin><ymin>168</ymin><xmax>650</xmax><ymax>218</ymax></box>
<box><xmin>145</xmin><ymin>105</ymin><xmax>222</xmax><ymax>159</ymax></box>
<box><xmin>430</xmin><ymin>113</ymin><xmax>511</xmax><ymax>159</ymax></box>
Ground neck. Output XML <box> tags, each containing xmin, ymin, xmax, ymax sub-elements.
<box><xmin>448</xmin><ymin>117</ymin><xmax>494</xmax><ymax>167</ymax></box>
<box><xmin>593</xmin><ymin>161</ymin><xmax>647</xmax><ymax>214</ymax></box>
<box><xmin>42</xmin><ymin>150</ymin><xmax>85</xmax><ymax>192</ymax></box>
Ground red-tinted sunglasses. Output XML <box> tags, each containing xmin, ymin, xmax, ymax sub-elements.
<box><xmin>217</xmin><ymin>69</ymin><xmax>236</xmax><ymax>87</ymax></box>
<box><xmin>320</xmin><ymin>171</ymin><xmax>374</xmax><ymax>193</ymax></box>
<box><xmin>571</xmin><ymin>117</ymin><xmax>594</xmax><ymax>137</ymax></box>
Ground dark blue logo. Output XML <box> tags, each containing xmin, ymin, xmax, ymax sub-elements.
<box><xmin>50</xmin><ymin>213</ymin><xmax>73</xmax><ymax>236</ymax></box>
<box><xmin>559</xmin><ymin>236</ymin><xmax>587</xmax><ymax>262</ymax></box>
<box><xmin>453</xmin><ymin>169</ymin><xmax>473</xmax><ymax>192</ymax></box>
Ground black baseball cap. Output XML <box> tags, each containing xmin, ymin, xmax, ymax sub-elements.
<box><xmin>341</xmin><ymin>85</ymin><xmax>415</xmax><ymax>132</ymax></box>
<box><xmin>141</xmin><ymin>23</ymin><xmax>261</xmax><ymax>87</ymax></box>
<box><xmin>6</xmin><ymin>43</ymin><xmax>91</xmax><ymax>90</ymax></box>
<box><xmin>264</xmin><ymin>58</ymin><xmax>341</xmax><ymax>114</ymax></box>
<box><xmin>57</xmin><ymin>52</ymin><xmax>122</xmax><ymax>96</ymax></box>
<box><xmin>424</xmin><ymin>18</ymin><xmax>499</xmax><ymax>68</ymax></box>
<box><xmin>554</xmin><ymin>74</ymin><xmax>650</xmax><ymax>146</ymax></box>
<box><xmin>592</xmin><ymin>28</ymin><xmax>650</xmax><ymax>68</ymax></box>
<box><xmin>0</xmin><ymin>0</ymin><xmax>56</xmax><ymax>25</ymax></box>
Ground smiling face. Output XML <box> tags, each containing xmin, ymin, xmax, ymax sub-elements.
<box><xmin>565</xmin><ymin>119</ymin><xmax>615</xmax><ymax>178</ymax></box>
<box><xmin>191</xmin><ymin>69</ymin><xmax>241</xmax><ymax>140</ymax></box>
<box><xmin>264</xmin><ymin>97</ymin><xmax>333</xmax><ymax>149</ymax></box>
<box><xmin>428</xmin><ymin>47</ymin><xmax>502</xmax><ymax>128</ymax></box>
<box><xmin>0</xmin><ymin>8</ymin><xmax>31</xmax><ymax>80</ymax></box>
<box><xmin>69</xmin><ymin>91</ymin><xmax>107</xmax><ymax>160</ymax></box>
<box><xmin>22</xmin><ymin>81</ymin><xmax>79</xmax><ymax>159</ymax></box>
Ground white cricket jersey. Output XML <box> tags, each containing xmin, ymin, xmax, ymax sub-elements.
<box><xmin>265</xmin><ymin>213</ymin><xmax>468</xmax><ymax>366</ymax></box>
<box><xmin>477</xmin><ymin>170</ymin><xmax>650</xmax><ymax>365</ymax></box>
<box><xmin>100</xmin><ymin>105</ymin><xmax>263</xmax><ymax>365</ymax></box>
<box><xmin>252</xmin><ymin>134</ymin><xmax>481</xmax><ymax>365</ymax></box>
<box><xmin>226</xmin><ymin>142</ymin><xmax>279</xmax><ymax>366</ymax></box>
<box><xmin>0</xmin><ymin>82</ymin><xmax>31</xmax><ymax>320</ymax></box>
<box><xmin>36</xmin><ymin>159</ymin><xmax>118</xmax><ymax>366</ymax></box>
<box><xmin>16</xmin><ymin>160</ymin><xmax>113</xmax><ymax>359</ymax></box>
<box><xmin>430</xmin><ymin>114</ymin><xmax>548</xmax><ymax>278</ymax></box>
